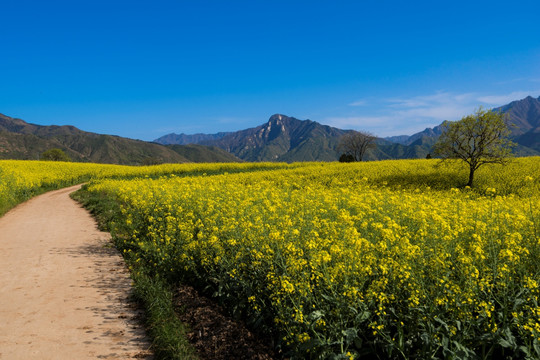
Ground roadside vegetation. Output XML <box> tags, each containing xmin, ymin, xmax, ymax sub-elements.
<box><xmin>0</xmin><ymin>160</ymin><xmax>297</xmax><ymax>216</ymax></box>
<box><xmin>1</xmin><ymin>158</ymin><xmax>539</xmax><ymax>359</ymax></box>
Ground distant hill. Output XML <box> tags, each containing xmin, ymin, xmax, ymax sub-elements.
<box><xmin>384</xmin><ymin>95</ymin><xmax>540</xmax><ymax>156</ymax></box>
<box><xmin>4</xmin><ymin>95</ymin><xmax>537</xmax><ymax>164</ymax></box>
<box><xmin>167</xmin><ymin>144</ymin><xmax>242</xmax><ymax>163</ymax></box>
<box><xmin>495</xmin><ymin>95</ymin><xmax>540</xmax><ymax>153</ymax></box>
<box><xmin>153</xmin><ymin>95</ymin><xmax>540</xmax><ymax>162</ymax></box>
<box><xmin>158</xmin><ymin>95</ymin><xmax>540</xmax><ymax>162</ymax></box>
<box><xmin>155</xmin><ymin>114</ymin><xmax>444</xmax><ymax>161</ymax></box>
<box><xmin>385</xmin><ymin>123</ymin><xmax>446</xmax><ymax>146</ymax></box>
<box><xmin>0</xmin><ymin>113</ymin><xmax>240</xmax><ymax>164</ymax></box>
<box><xmin>206</xmin><ymin>114</ymin><xmax>349</xmax><ymax>162</ymax></box>
<box><xmin>158</xmin><ymin>114</ymin><xmax>350</xmax><ymax>162</ymax></box>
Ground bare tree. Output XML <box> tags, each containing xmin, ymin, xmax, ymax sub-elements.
<box><xmin>432</xmin><ymin>107</ymin><xmax>514</xmax><ymax>187</ymax></box>
<box><xmin>337</xmin><ymin>131</ymin><xmax>376</xmax><ymax>162</ymax></box>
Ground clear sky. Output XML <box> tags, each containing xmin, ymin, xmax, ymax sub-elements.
<box><xmin>2</xmin><ymin>0</ymin><xmax>540</xmax><ymax>141</ymax></box>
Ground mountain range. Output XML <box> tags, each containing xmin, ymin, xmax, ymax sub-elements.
<box><xmin>1</xmin><ymin>95</ymin><xmax>539</xmax><ymax>164</ymax></box>
<box><xmin>384</xmin><ymin>96</ymin><xmax>540</xmax><ymax>153</ymax></box>
<box><xmin>0</xmin><ymin>114</ymin><xmax>240</xmax><ymax>164</ymax></box>
<box><xmin>155</xmin><ymin>96</ymin><xmax>540</xmax><ymax>161</ymax></box>
<box><xmin>155</xmin><ymin>114</ymin><xmax>424</xmax><ymax>161</ymax></box>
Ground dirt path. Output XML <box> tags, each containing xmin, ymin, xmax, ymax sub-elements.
<box><xmin>0</xmin><ymin>185</ymin><xmax>153</xmax><ymax>359</ymax></box>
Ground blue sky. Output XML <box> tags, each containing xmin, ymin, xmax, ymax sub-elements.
<box><xmin>2</xmin><ymin>0</ymin><xmax>540</xmax><ymax>140</ymax></box>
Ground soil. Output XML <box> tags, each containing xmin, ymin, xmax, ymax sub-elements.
<box><xmin>174</xmin><ymin>285</ymin><xmax>278</xmax><ymax>360</ymax></box>
<box><xmin>0</xmin><ymin>185</ymin><xmax>152</xmax><ymax>359</ymax></box>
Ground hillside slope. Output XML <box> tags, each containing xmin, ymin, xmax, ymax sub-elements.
<box><xmin>495</xmin><ymin>96</ymin><xmax>540</xmax><ymax>152</ymax></box>
<box><xmin>0</xmin><ymin>113</ymin><xmax>237</xmax><ymax>164</ymax></box>
<box><xmin>384</xmin><ymin>96</ymin><xmax>540</xmax><ymax>155</ymax></box>
<box><xmin>156</xmin><ymin>114</ymin><xmax>439</xmax><ymax>162</ymax></box>
<box><xmin>205</xmin><ymin>115</ymin><xmax>347</xmax><ymax>161</ymax></box>
<box><xmin>167</xmin><ymin>144</ymin><xmax>242</xmax><ymax>163</ymax></box>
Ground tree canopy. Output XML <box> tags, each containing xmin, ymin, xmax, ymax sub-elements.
<box><xmin>41</xmin><ymin>148</ymin><xmax>71</xmax><ymax>162</ymax></box>
<box><xmin>432</xmin><ymin>108</ymin><xmax>514</xmax><ymax>187</ymax></box>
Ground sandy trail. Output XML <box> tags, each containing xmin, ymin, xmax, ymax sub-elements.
<box><xmin>0</xmin><ymin>185</ymin><xmax>153</xmax><ymax>359</ymax></box>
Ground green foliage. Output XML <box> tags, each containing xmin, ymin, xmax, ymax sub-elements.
<box><xmin>41</xmin><ymin>148</ymin><xmax>71</xmax><ymax>161</ymax></box>
<box><xmin>433</xmin><ymin>108</ymin><xmax>515</xmax><ymax>187</ymax></box>
<box><xmin>129</xmin><ymin>269</ymin><xmax>198</xmax><ymax>360</ymax></box>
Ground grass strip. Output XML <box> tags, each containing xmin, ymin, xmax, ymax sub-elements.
<box><xmin>131</xmin><ymin>271</ymin><xmax>198</xmax><ymax>360</ymax></box>
<box><xmin>72</xmin><ymin>186</ymin><xmax>198</xmax><ymax>360</ymax></box>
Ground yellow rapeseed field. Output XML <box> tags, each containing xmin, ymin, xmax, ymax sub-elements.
<box><xmin>2</xmin><ymin>158</ymin><xmax>539</xmax><ymax>358</ymax></box>
<box><xmin>85</xmin><ymin>158</ymin><xmax>540</xmax><ymax>359</ymax></box>
<box><xmin>0</xmin><ymin>160</ymin><xmax>294</xmax><ymax>215</ymax></box>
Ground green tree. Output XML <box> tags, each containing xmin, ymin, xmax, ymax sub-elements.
<box><xmin>337</xmin><ymin>131</ymin><xmax>376</xmax><ymax>162</ymax></box>
<box><xmin>432</xmin><ymin>107</ymin><xmax>514</xmax><ymax>187</ymax></box>
<box><xmin>41</xmin><ymin>148</ymin><xmax>71</xmax><ymax>162</ymax></box>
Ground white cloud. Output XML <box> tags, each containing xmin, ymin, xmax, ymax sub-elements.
<box><xmin>395</xmin><ymin>105</ymin><xmax>472</xmax><ymax>121</ymax></box>
<box><xmin>388</xmin><ymin>92</ymin><xmax>474</xmax><ymax>108</ymax></box>
<box><xmin>476</xmin><ymin>91</ymin><xmax>537</xmax><ymax>105</ymax></box>
<box><xmin>386</xmin><ymin>92</ymin><xmax>476</xmax><ymax>109</ymax></box>
<box><xmin>326</xmin><ymin>90</ymin><xmax>539</xmax><ymax>137</ymax></box>
<box><xmin>348</xmin><ymin>99</ymin><xmax>367</xmax><ymax>106</ymax></box>
<box><xmin>325</xmin><ymin>116</ymin><xmax>392</xmax><ymax>130</ymax></box>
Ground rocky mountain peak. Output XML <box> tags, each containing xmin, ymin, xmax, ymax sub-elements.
<box><xmin>268</xmin><ymin>114</ymin><xmax>288</xmax><ymax>124</ymax></box>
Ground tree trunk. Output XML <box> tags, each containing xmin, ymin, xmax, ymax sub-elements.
<box><xmin>467</xmin><ymin>167</ymin><xmax>475</xmax><ymax>187</ymax></box>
